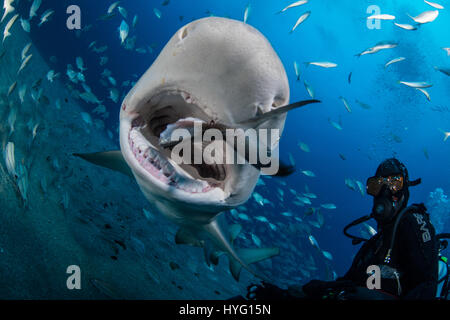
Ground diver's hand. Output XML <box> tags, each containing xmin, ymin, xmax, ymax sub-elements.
<box><xmin>246</xmin><ymin>282</ymin><xmax>294</xmax><ymax>300</ymax></box>
<box><xmin>302</xmin><ymin>280</ymin><xmax>330</xmax><ymax>298</ymax></box>
<box><xmin>302</xmin><ymin>280</ymin><xmax>356</xmax><ymax>299</ymax></box>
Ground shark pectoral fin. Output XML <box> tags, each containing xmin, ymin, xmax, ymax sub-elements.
<box><xmin>229</xmin><ymin>257</ymin><xmax>243</xmax><ymax>281</ymax></box>
<box><xmin>229</xmin><ymin>224</ymin><xmax>243</xmax><ymax>245</ymax></box>
<box><xmin>257</xmin><ymin>156</ymin><xmax>295</xmax><ymax>177</ymax></box>
<box><xmin>238</xmin><ymin>247</ymin><xmax>280</xmax><ymax>264</ymax></box>
<box><xmin>73</xmin><ymin>151</ymin><xmax>133</xmax><ymax>177</ymax></box>
<box><xmin>204</xmin><ymin>219</ymin><xmax>263</xmax><ymax>281</ymax></box>
<box><xmin>175</xmin><ymin>227</ymin><xmax>204</xmax><ymax>247</ymax></box>
<box><xmin>230</xmin><ymin>247</ymin><xmax>280</xmax><ymax>281</ymax></box>
<box><xmin>274</xmin><ymin>159</ymin><xmax>295</xmax><ymax>177</ymax></box>
<box><xmin>238</xmin><ymin>99</ymin><xmax>321</xmax><ymax>127</ymax></box>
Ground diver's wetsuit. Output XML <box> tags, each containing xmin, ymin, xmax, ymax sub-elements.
<box><xmin>243</xmin><ymin>205</ymin><xmax>440</xmax><ymax>300</ymax></box>
<box><xmin>338</xmin><ymin>204</ymin><xmax>438</xmax><ymax>299</ymax></box>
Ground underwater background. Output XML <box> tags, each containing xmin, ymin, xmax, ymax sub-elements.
<box><xmin>0</xmin><ymin>0</ymin><xmax>449</xmax><ymax>299</ymax></box>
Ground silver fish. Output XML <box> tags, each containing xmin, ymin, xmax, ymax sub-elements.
<box><xmin>339</xmin><ymin>96</ymin><xmax>352</xmax><ymax>113</ymax></box>
<box><xmin>76</xmin><ymin>57</ymin><xmax>86</xmax><ymax>71</ymax></box>
<box><xmin>301</xmin><ymin>170</ymin><xmax>315</xmax><ymax>177</ymax></box>
<box><xmin>3</xmin><ymin>13</ymin><xmax>19</xmax><ymax>42</ymax></box>
<box><xmin>322</xmin><ymin>250</ymin><xmax>333</xmax><ymax>260</ymax></box>
<box><xmin>308</xmin><ymin>235</ymin><xmax>319</xmax><ymax>248</ymax></box>
<box><xmin>305</xmin><ymin>61</ymin><xmax>337</xmax><ymax>68</ymax></box>
<box><xmin>32</xmin><ymin>122</ymin><xmax>39</xmax><ymax>140</ymax></box>
<box><xmin>442</xmin><ymin>131</ymin><xmax>450</xmax><ymax>142</ymax></box>
<box><xmin>355</xmin><ymin>99</ymin><xmax>371</xmax><ymax>110</ymax></box>
<box><xmin>20</xmin><ymin>18</ymin><xmax>30</xmax><ymax>32</ymax></box>
<box><xmin>251</xmin><ymin>233</ymin><xmax>261</xmax><ymax>247</ymax></box>
<box><xmin>416</xmin><ymin>88</ymin><xmax>431</xmax><ymax>101</ymax></box>
<box><xmin>1</xmin><ymin>0</ymin><xmax>14</xmax><ymax>23</ymax></box>
<box><xmin>278</xmin><ymin>1</ymin><xmax>308</xmax><ymax>13</ymax></box>
<box><xmin>38</xmin><ymin>9</ymin><xmax>54</xmax><ymax>27</ymax></box>
<box><xmin>362</xmin><ymin>223</ymin><xmax>377</xmax><ymax>237</ymax></box>
<box><xmin>385</xmin><ymin>56</ymin><xmax>405</xmax><ymax>68</ymax></box>
<box><xmin>18</xmin><ymin>84</ymin><xmax>26</xmax><ymax>103</ymax></box>
<box><xmin>290</xmin><ymin>11</ymin><xmax>310</xmax><ymax>33</ymax></box>
<box><xmin>355</xmin><ymin>180</ymin><xmax>365</xmax><ymax>196</ymax></box>
<box><xmin>7</xmin><ymin>81</ymin><xmax>17</xmax><ymax>97</ymax></box>
<box><xmin>109</xmin><ymin>88</ymin><xmax>119</xmax><ymax>103</ymax></box>
<box><xmin>154</xmin><ymin>8</ymin><xmax>162</xmax><ymax>19</ymax></box>
<box><xmin>399</xmin><ymin>81</ymin><xmax>432</xmax><ymax>88</ymax></box>
<box><xmin>29</xmin><ymin>0</ymin><xmax>41</xmax><ymax>19</ymax></box>
<box><xmin>47</xmin><ymin>70</ymin><xmax>60</xmax><ymax>82</ymax></box>
<box><xmin>294</xmin><ymin>61</ymin><xmax>300</xmax><ymax>80</ymax></box>
<box><xmin>118</xmin><ymin>20</ymin><xmax>129</xmax><ymax>44</ymax></box>
<box><xmin>345</xmin><ymin>178</ymin><xmax>357</xmax><ymax>191</ymax></box>
<box><xmin>303</xmin><ymin>80</ymin><xmax>314</xmax><ymax>98</ymax></box>
<box><xmin>21</xmin><ymin>42</ymin><xmax>32</xmax><ymax>60</ymax></box>
<box><xmin>408</xmin><ymin>10</ymin><xmax>439</xmax><ymax>24</ymax></box>
<box><xmin>244</xmin><ymin>3</ymin><xmax>250</xmax><ymax>23</ymax></box>
<box><xmin>298</xmin><ymin>141</ymin><xmax>310</xmax><ymax>153</ymax></box>
<box><xmin>4</xmin><ymin>141</ymin><xmax>16</xmax><ymax>177</ymax></box>
<box><xmin>394</xmin><ymin>23</ymin><xmax>417</xmax><ymax>30</ymax></box>
<box><xmin>118</xmin><ymin>6</ymin><xmax>127</xmax><ymax>19</ymax></box>
<box><xmin>434</xmin><ymin>66</ymin><xmax>450</xmax><ymax>77</ymax></box>
<box><xmin>321</xmin><ymin>203</ymin><xmax>336</xmax><ymax>210</ymax></box>
<box><xmin>17</xmin><ymin>54</ymin><xmax>32</xmax><ymax>74</ymax></box>
<box><xmin>356</xmin><ymin>41</ymin><xmax>398</xmax><ymax>57</ymax></box>
<box><xmin>107</xmin><ymin>1</ymin><xmax>120</xmax><ymax>14</ymax></box>
<box><xmin>329</xmin><ymin>118</ymin><xmax>343</xmax><ymax>130</ymax></box>
<box><xmin>367</xmin><ymin>14</ymin><xmax>395</xmax><ymax>20</ymax></box>
<box><xmin>424</xmin><ymin>0</ymin><xmax>444</xmax><ymax>9</ymax></box>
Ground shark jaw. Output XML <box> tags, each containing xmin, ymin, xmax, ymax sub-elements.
<box><xmin>120</xmin><ymin>87</ymin><xmax>253</xmax><ymax>216</ymax></box>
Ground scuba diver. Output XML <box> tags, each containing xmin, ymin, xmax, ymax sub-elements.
<box><xmin>240</xmin><ymin>158</ymin><xmax>449</xmax><ymax>300</ymax></box>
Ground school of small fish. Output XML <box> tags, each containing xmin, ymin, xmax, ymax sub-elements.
<box><xmin>0</xmin><ymin>0</ymin><xmax>447</xmax><ymax>289</ymax></box>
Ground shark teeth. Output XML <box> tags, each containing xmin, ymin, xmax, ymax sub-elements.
<box><xmin>129</xmin><ymin>128</ymin><xmax>213</xmax><ymax>194</ymax></box>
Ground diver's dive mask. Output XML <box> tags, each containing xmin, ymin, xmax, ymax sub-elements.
<box><xmin>366</xmin><ymin>175</ymin><xmax>404</xmax><ymax>197</ymax></box>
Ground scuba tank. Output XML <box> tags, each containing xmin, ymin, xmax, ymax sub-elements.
<box><xmin>436</xmin><ymin>234</ymin><xmax>450</xmax><ymax>300</ymax></box>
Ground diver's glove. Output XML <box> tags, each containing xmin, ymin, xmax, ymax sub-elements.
<box><xmin>246</xmin><ymin>282</ymin><xmax>295</xmax><ymax>300</ymax></box>
<box><xmin>302</xmin><ymin>279</ymin><xmax>357</xmax><ymax>300</ymax></box>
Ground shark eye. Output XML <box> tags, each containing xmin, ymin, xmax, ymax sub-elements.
<box><xmin>272</xmin><ymin>95</ymin><xmax>285</xmax><ymax>108</ymax></box>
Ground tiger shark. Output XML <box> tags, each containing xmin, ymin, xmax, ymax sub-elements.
<box><xmin>76</xmin><ymin>17</ymin><xmax>319</xmax><ymax>281</ymax></box>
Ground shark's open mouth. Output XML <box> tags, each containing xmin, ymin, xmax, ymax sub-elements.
<box><xmin>127</xmin><ymin>90</ymin><xmax>230</xmax><ymax>195</ymax></box>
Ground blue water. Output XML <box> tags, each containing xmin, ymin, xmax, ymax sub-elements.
<box><xmin>10</xmin><ymin>0</ymin><xmax>450</xmax><ymax>289</ymax></box>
